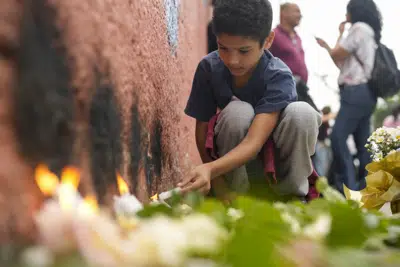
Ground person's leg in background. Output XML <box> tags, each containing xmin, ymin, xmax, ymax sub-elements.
<box><xmin>313</xmin><ymin>140</ymin><xmax>331</xmax><ymax>177</ymax></box>
<box><xmin>330</xmin><ymin>84</ymin><xmax>376</xmax><ymax>192</ymax></box>
<box><xmin>352</xmin><ymin>87</ymin><xmax>376</xmax><ymax>189</ymax></box>
<box><xmin>353</xmin><ymin>115</ymin><xmax>372</xmax><ymax>189</ymax></box>
<box><xmin>330</xmin><ymin>97</ymin><xmax>359</xmax><ymax>192</ymax></box>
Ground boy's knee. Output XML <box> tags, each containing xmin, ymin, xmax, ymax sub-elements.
<box><xmin>283</xmin><ymin>102</ymin><xmax>321</xmax><ymax>134</ymax></box>
<box><xmin>218</xmin><ymin>101</ymin><xmax>255</xmax><ymax>132</ymax></box>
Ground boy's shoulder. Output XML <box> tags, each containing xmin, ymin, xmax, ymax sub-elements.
<box><xmin>198</xmin><ymin>50</ymin><xmax>292</xmax><ymax>75</ymax></box>
<box><xmin>198</xmin><ymin>51</ymin><xmax>225</xmax><ymax>73</ymax></box>
<box><xmin>259</xmin><ymin>50</ymin><xmax>294</xmax><ymax>81</ymax></box>
<box><xmin>264</xmin><ymin>50</ymin><xmax>292</xmax><ymax>71</ymax></box>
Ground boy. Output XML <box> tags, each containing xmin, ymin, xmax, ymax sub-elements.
<box><xmin>179</xmin><ymin>0</ymin><xmax>321</xmax><ymax>200</ymax></box>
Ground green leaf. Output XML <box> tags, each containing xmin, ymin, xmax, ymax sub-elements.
<box><xmin>183</xmin><ymin>192</ymin><xmax>205</xmax><ymax>209</ymax></box>
<box><xmin>327</xmin><ymin>248</ymin><xmax>400</xmax><ymax>267</ymax></box>
<box><xmin>326</xmin><ymin>203</ymin><xmax>369</xmax><ymax>248</ymax></box>
<box><xmin>136</xmin><ymin>203</ymin><xmax>174</xmax><ymax>218</ymax></box>
<box><xmin>164</xmin><ymin>190</ymin><xmax>184</xmax><ymax>207</ymax></box>
<box><xmin>196</xmin><ymin>199</ymin><xmax>231</xmax><ymax>228</ymax></box>
<box><xmin>52</xmin><ymin>253</ymin><xmax>86</xmax><ymax>267</ymax></box>
<box><xmin>224</xmin><ymin>197</ymin><xmax>293</xmax><ymax>267</ymax></box>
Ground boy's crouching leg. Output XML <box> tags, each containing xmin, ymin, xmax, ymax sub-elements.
<box><xmin>272</xmin><ymin>102</ymin><xmax>322</xmax><ymax>196</ymax></box>
<box><xmin>215</xmin><ymin>100</ymin><xmax>255</xmax><ymax>193</ymax></box>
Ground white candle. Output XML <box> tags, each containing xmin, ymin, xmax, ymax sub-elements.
<box><xmin>158</xmin><ymin>187</ymin><xmax>181</xmax><ymax>201</ymax></box>
<box><xmin>113</xmin><ymin>193</ymin><xmax>143</xmax><ymax>217</ymax></box>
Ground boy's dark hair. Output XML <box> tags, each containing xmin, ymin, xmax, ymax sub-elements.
<box><xmin>212</xmin><ymin>0</ymin><xmax>273</xmax><ymax>46</ymax></box>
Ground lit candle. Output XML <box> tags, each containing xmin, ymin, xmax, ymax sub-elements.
<box><xmin>158</xmin><ymin>187</ymin><xmax>181</xmax><ymax>201</ymax></box>
<box><xmin>113</xmin><ymin>174</ymin><xmax>143</xmax><ymax>217</ymax></box>
<box><xmin>150</xmin><ymin>187</ymin><xmax>181</xmax><ymax>207</ymax></box>
<box><xmin>34</xmin><ymin>164</ymin><xmax>91</xmax><ymax>254</ymax></box>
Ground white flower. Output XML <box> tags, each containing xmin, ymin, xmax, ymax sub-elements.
<box><xmin>34</xmin><ymin>200</ymin><xmax>76</xmax><ymax>254</ymax></box>
<box><xmin>21</xmin><ymin>246</ymin><xmax>54</xmax><ymax>267</ymax></box>
<box><xmin>371</xmin><ymin>142</ymin><xmax>378</xmax><ymax>151</ymax></box>
<box><xmin>376</xmin><ymin>128</ymin><xmax>385</xmax><ymax>135</ymax></box>
<box><xmin>176</xmin><ymin>204</ymin><xmax>193</xmax><ymax>215</ymax></box>
<box><xmin>74</xmin><ymin>211</ymin><xmax>131</xmax><ymax>267</ymax></box>
<box><xmin>303</xmin><ymin>214</ymin><xmax>332</xmax><ymax>240</ymax></box>
<box><xmin>273</xmin><ymin>202</ymin><xmax>287</xmax><ymax>210</ymax></box>
<box><xmin>180</xmin><ymin>214</ymin><xmax>228</xmax><ymax>255</ymax></box>
<box><xmin>373</xmin><ymin>152</ymin><xmax>383</xmax><ymax>162</ymax></box>
<box><xmin>227</xmin><ymin>208</ymin><xmax>244</xmax><ymax>221</ymax></box>
<box><xmin>128</xmin><ymin>216</ymin><xmax>189</xmax><ymax>267</ymax></box>
<box><xmin>364</xmin><ymin>214</ymin><xmax>380</xmax><ymax>229</ymax></box>
<box><xmin>281</xmin><ymin>212</ymin><xmax>301</xmax><ymax>234</ymax></box>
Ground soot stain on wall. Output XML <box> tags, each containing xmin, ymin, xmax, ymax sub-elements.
<box><xmin>130</xmin><ymin>103</ymin><xmax>141</xmax><ymax>191</ymax></box>
<box><xmin>145</xmin><ymin>118</ymin><xmax>163</xmax><ymax>191</ymax></box>
<box><xmin>13</xmin><ymin>0</ymin><xmax>74</xmax><ymax>175</ymax></box>
<box><xmin>129</xmin><ymin>103</ymin><xmax>164</xmax><ymax>193</ymax></box>
<box><xmin>89</xmin><ymin>70</ymin><xmax>122</xmax><ymax>203</ymax></box>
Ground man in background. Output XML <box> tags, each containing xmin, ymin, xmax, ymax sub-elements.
<box><xmin>269</xmin><ymin>2</ymin><xmax>318</xmax><ymax>111</ymax></box>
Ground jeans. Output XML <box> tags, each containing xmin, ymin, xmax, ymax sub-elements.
<box><xmin>330</xmin><ymin>83</ymin><xmax>376</xmax><ymax>191</ymax></box>
<box><xmin>313</xmin><ymin>141</ymin><xmax>332</xmax><ymax>177</ymax></box>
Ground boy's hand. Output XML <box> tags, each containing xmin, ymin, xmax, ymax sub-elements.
<box><xmin>212</xmin><ymin>177</ymin><xmax>236</xmax><ymax>205</ymax></box>
<box><xmin>217</xmin><ymin>191</ymin><xmax>237</xmax><ymax>206</ymax></box>
<box><xmin>178</xmin><ymin>164</ymin><xmax>212</xmax><ymax>194</ymax></box>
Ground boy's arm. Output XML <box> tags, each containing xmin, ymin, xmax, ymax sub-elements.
<box><xmin>194</xmin><ymin>120</ymin><xmax>213</xmax><ymax>164</ymax></box>
<box><xmin>208</xmin><ymin>112</ymin><xmax>279</xmax><ymax>178</ymax></box>
<box><xmin>195</xmin><ymin>120</ymin><xmax>231</xmax><ymax>196</ymax></box>
<box><xmin>180</xmin><ymin>112</ymin><xmax>279</xmax><ymax>193</ymax></box>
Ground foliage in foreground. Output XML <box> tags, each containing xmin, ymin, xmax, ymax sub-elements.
<box><xmin>1</xmin><ymin>178</ymin><xmax>400</xmax><ymax>267</ymax></box>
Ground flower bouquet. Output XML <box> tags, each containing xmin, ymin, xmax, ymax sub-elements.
<box><xmin>345</xmin><ymin>127</ymin><xmax>400</xmax><ymax>214</ymax></box>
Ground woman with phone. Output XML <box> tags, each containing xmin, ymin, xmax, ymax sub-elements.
<box><xmin>315</xmin><ymin>0</ymin><xmax>382</xmax><ymax>192</ymax></box>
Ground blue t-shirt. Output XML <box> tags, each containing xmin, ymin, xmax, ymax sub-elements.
<box><xmin>185</xmin><ymin>50</ymin><xmax>297</xmax><ymax>122</ymax></box>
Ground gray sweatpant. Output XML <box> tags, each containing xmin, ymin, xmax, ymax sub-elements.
<box><xmin>214</xmin><ymin>100</ymin><xmax>321</xmax><ymax>197</ymax></box>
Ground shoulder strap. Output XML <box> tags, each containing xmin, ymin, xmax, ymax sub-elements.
<box><xmin>353</xmin><ymin>52</ymin><xmax>364</xmax><ymax>67</ymax></box>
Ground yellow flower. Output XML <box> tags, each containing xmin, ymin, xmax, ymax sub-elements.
<box><xmin>344</xmin><ymin>151</ymin><xmax>400</xmax><ymax>212</ymax></box>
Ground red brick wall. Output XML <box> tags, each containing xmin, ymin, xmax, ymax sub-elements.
<box><xmin>0</xmin><ymin>0</ymin><xmax>207</xmax><ymax>243</ymax></box>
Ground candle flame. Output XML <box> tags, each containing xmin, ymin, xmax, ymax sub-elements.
<box><xmin>117</xmin><ymin>173</ymin><xmax>129</xmax><ymax>195</ymax></box>
<box><xmin>35</xmin><ymin>164</ymin><xmax>59</xmax><ymax>196</ymax></box>
<box><xmin>83</xmin><ymin>195</ymin><xmax>99</xmax><ymax>213</ymax></box>
<box><xmin>61</xmin><ymin>167</ymin><xmax>80</xmax><ymax>189</ymax></box>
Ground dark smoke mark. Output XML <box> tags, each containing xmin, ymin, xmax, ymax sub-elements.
<box><xmin>13</xmin><ymin>0</ymin><xmax>74</xmax><ymax>175</ymax></box>
<box><xmin>89</xmin><ymin>70</ymin><xmax>122</xmax><ymax>203</ymax></box>
<box><xmin>145</xmin><ymin>118</ymin><xmax>163</xmax><ymax>193</ymax></box>
<box><xmin>129</xmin><ymin>103</ymin><xmax>141</xmax><ymax>191</ymax></box>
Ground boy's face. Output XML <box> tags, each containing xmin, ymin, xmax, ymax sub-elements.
<box><xmin>217</xmin><ymin>32</ymin><xmax>274</xmax><ymax>78</ymax></box>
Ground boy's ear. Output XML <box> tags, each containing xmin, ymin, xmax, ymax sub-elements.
<box><xmin>263</xmin><ymin>31</ymin><xmax>275</xmax><ymax>50</ymax></box>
